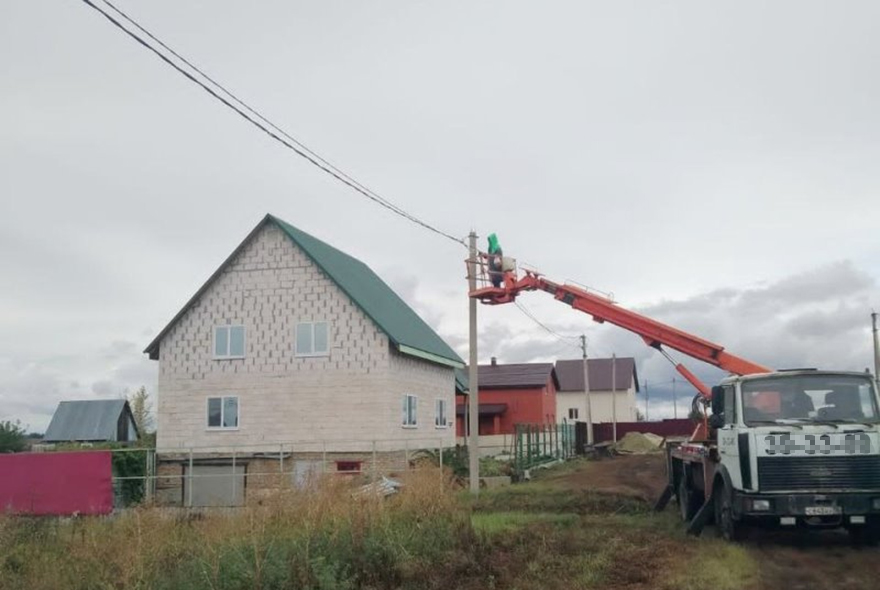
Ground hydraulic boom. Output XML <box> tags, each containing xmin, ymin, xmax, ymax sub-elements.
<box><xmin>470</xmin><ymin>265</ymin><xmax>771</xmax><ymax>399</ymax></box>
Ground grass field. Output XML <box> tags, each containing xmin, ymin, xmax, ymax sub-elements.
<box><xmin>1</xmin><ymin>456</ymin><xmax>878</xmax><ymax>589</ymax></box>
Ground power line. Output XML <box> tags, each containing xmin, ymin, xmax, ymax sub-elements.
<box><xmin>80</xmin><ymin>0</ymin><xmax>466</xmax><ymax>247</ymax></box>
<box><xmin>514</xmin><ymin>301</ymin><xmax>580</xmax><ymax>348</ymax></box>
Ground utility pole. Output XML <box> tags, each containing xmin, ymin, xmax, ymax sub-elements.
<box><xmin>580</xmin><ymin>335</ymin><xmax>593</xmax><ymax>445</ymax></box>
<box><xmin>644</xmin><ymin>380</ymin><xmax>649</xmax><ymax>421</ymax></box>
<box><xmin>467</xmin><ymin>231</ymin><xmax>480</xmax><ymax>495</ymax></box>
<box><xmin>611</xmin><ymin>353</ymin><xmax>617</xmax><ymax>443</ymax></box>
<box><xmin>672</xmin><ymin>377</ymin><xmax>678</xmax><ymax>419</ymax></box>
<box><xmin>873</xmin><ymin>311</ymin><xmax>880</xmax><ymax>391</ymax></box>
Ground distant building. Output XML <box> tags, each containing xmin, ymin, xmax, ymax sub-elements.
<box><xmin>43</xmin><ymin>399</ymin><xmax>139</xmax><ymax>443</ymax></box>
<box><xmin>455</xmin><ymin>358</ymin><xmax>559</xmax><ymax>436</ymax></box>
<box><xmin>554</xmin><ymin>358</ymin><xmax>639</xmax><ymax>424</ymax></box>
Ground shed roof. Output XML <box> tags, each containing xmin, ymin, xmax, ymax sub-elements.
<box><xmin>466</xmin><ymin>362</ymin><xmax>559</xmax><ymax>390</ymax></box>
<box><xmin>555</xmin><ymin>358</ymin><xmax>639</xmax><ymax>392</ymax></box>
<box><xmin>144</xmin><ymin>214</ymin><xmax>463</xmax><ymax>369</ymax></box>
<box><xmin>43</xmin><ymin>399</ymin><xmax>137</xmax><ymax>442</ymax></box>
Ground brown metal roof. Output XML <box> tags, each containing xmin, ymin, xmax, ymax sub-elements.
<box><xmin>466</xmin><ymin>362</ymin><xmax>559</xmax><ymax>390</ymax></box>
<box><xmin>555</xmin><ymin>358</ymin><xmax>639</xmax><ymax>392</ymax></box>
<box><xmin>455</xmin><ymin>403</ymin><xmax>508</xmax><ymax>416</ymax></box>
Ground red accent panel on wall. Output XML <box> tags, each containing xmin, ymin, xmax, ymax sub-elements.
<box><xmin>0</xmin><ymin>451</ymin><xmax>114</xmax><ymax>515</ymax></box>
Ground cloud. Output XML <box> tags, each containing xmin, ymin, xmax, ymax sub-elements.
<box><xmin>0</xmin><ymin>339</ymin><xmax>158</xmax><ymax>433</ymax></box>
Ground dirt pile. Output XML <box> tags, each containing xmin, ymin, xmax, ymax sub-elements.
<box><xmin>614</xmin><ymin>431</ymin><xmax>664</xmax><ymax>454</ymax></box>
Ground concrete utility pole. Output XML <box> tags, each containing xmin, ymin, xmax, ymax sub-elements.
<box><xmin>580</xmin><ymin>335</ymin><xmax>593</xmax><ymax>445</ymax></box>
<box><xmin>611</xmin><ymin>353</ymin><xmax>617</xmax><ymax>443</ymax></box>
<box><xmin>467</xmin><ymin>231</ymin><xmax>480</xmax><ymax>495</ymax></box>
<box><xmin>873</xmin><ymin>312</ymin><xmax>880</xmax><ymax>391</ymax></box>
<box><xmin>644</xmin><ymin>380</ymin><xmax>649</xmax><ymax>421</ymax></box>
<box><xmin>672</xmin><ymin>377</ymin><xmax>678</xmax><ymax>419</ymax></box>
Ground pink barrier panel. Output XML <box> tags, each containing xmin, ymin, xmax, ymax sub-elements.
<box><xmin>593</xmin><ymin>419</ymin><xmax>694</xmax><ymax>443</ymax></box>
<box><xmin>0</xmin><ymin>451</ymin><xmax>113</xmax><ymax>515</ymax></box>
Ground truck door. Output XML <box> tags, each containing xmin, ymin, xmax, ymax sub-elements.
<box><xmin>717</xmin><ymin>385</ymin><xmax>744</xmax><ymax>490</ymax></box>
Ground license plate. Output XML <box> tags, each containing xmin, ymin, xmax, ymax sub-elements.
<box><xmin>805</xmin><ymin>506</ymin><xmax>841</xmax><ymax>516</ymax></box>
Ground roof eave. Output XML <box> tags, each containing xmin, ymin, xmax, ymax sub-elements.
<box><xmin>397</xmin><ymin>344</ymin><xmax>464</xmax><ymax>369</ymax></box>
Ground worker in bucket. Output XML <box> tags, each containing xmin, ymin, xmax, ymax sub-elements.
<box><xmin>487</xmin><ymin>233</ymin><xmax>504</xmax><ymax>288</ymax></box>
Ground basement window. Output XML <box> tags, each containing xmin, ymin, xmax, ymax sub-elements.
<box><xmin>336</xmin><ymin>460</ymin><xmax>362</xmax><ymax>473</ymax></box>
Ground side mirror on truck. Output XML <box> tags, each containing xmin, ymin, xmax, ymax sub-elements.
<box><xmin>711</xmin><ymin>385</ymin><xmax>724</xmax><ymax>416</ymax></box>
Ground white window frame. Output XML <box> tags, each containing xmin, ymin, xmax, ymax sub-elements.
<box><xmin>568</xmin><ymin>407</ymin><xmax>579</xmax><ymax>420</ymax></box>
<box><xmin>206</xmin><ymin>396</ymin><xmax>240</xmax><ymax>430</ymax></box>
<box><xmin>435</xmin><ymin>398</ymin><xmax>448</xmax><ymax>429</ymax></box>
<box><xmin>295</xmin><ymin>321</ymin><xmax>330</xmax><ymax>357</ymax></box>
<box><xmin>213</xmin><ymin>325</ymin><xmax>246</xmax><ymax>360</ymax></box>
<box><xmin>402</xmin><ymin>394</ymin><xmax>418</xmax><ymax>428</ymax></box>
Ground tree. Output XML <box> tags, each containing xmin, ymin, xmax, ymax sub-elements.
<box><xmin>0</xmin><ymin>420</ymin><xmax>27</xmax><ymax>453</ymax></box>
<box><xmin>128</xmin><ymin>386</ymin><xmax>155</xmax><ymax>447</ymax></box>
<box><xmin>635</xmin><ymin>408</ymin><xmax>646</xmax><ymax>422</ymax></box>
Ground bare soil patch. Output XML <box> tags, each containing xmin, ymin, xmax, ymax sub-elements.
<box><xmin>534</xmin><ymin>455</ymin><xmax>880</xmax><ymax>590</ymax></box>
<box><xmin>533</xmin><ymin>453</ymin><xmax>668</xmax><ymax>501</ymax></box>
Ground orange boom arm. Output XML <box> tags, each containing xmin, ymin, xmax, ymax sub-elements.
<box><xmin>471</xmin><ymin>267</ymin><xmax>770</xmax><ymax>399</ymax></box>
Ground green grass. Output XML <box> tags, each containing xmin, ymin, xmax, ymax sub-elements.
<box><xmin>471</xmin><ymin>511</ymin><xmax>578</xmax><ymax>535</ymax></box>
<box><xmin>472</xmin><ymin>483</ymin><xmax>650</xmax><ymax>516</ymax></box>
<box><xmin>0</xmin><ymin>460</ymin><xmax>764</xmax><ymax>590</ymax></box>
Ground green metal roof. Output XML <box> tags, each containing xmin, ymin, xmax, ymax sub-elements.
<box><xmin>271</xmin><ymin>215</ymin><xmax>463</xmax><ymax>368</ymax></box>
<box><xmin>145</xmin><ymin>214</ymin><xmax>463</xmax><ymax>369</ymax></box>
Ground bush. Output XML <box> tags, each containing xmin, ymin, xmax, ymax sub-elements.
<box><xmin>0</xmin><ymin>420</ymin><xmax>27</xmax><ymax>453</ymax></box>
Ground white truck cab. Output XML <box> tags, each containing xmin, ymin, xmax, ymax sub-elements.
<box><xmin>672</xmin><ymin>370</ymin><xmax>880</xmax><ymax>542</ymax></box>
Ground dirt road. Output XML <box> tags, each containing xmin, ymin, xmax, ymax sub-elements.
<box><xmin>542</xmin><ymin>454</ymin><xmax>880</xmax><ymax>589</ymax></box>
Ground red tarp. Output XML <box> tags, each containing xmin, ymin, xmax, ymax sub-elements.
<box><xmin>0</xmin><ymin>450</ymin><xmax>113</xmax><ymax>515</ymax></box>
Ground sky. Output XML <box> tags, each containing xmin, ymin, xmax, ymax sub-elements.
<box><xmin>2</xmin><ymin>1</ymin><xmax>879</xmax><ymax>431</ymax></box>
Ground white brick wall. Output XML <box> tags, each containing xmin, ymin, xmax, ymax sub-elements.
<box><xmin>156</xmin><ymin>223</ymin><xmax>455</xmax><ymax>452</ymax></box>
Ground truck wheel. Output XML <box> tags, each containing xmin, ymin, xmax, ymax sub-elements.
<box><xmin>849</xmin><ymin>524</ymin><xmax>880</xmax><ymax>547</ymax></box>
<box><xmin>713</xmin><ymin>483</ymin><xmax>741</xmax><ymax>542</ymax></box>
<box><xmin>678</xmin><ymin>475</ymin><xmax>699</xmax><ymax>522</ymax></box>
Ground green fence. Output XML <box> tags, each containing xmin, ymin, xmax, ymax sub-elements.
<box><xmin>513</xmin><ymin>421</ymin><xmax>575</xmax><ymax>475</ymax></box>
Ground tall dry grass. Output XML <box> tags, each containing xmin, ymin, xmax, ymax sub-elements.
<box><xmin>0</xmin><ymin>470</ymin><xmax>471</xmax><ymax>590</ymax></box>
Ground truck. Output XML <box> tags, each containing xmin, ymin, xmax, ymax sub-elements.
<box><xmin>470</xmin><ymin>255</ymin><xmax>880</xmax><ymax>542</ymax></box>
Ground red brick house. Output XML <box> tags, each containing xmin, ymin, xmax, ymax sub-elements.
<box><xmin>455</xmin><ymin>358</ymin><xmax>559</xmax><ymax>436</ymax></box>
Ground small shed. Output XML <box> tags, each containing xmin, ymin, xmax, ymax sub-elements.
<box><xmin>44</xmin><ymin>399</ymin><xmax>140</xmax><ymax>443</ymax></box>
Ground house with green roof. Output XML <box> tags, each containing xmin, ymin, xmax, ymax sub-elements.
<box><xmin>145</xmin><ymin>214</ymin><xmax>463</xmax><ymax>460</ymax></box>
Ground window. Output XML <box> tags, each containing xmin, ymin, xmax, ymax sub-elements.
<box><xmin>207</xmin><ymin>396</ymin><xmax>239</xmax><ymax>429</ymax></box>
<box><xmin>742</xmin><ymin>375</ymin><xmax>880</xmax><ymax>425</ymax></box>
<box><xmin>295</xmin><ymin>321</ymin><xmax>330</xmax><ymax>356</ymax></box>
<box><xmin>435</xmin><ymin>399</ymin><xmax>448</xmax><ymax>428</ymax></box>
<box><xmin>568</xmin><ymin>408</ymin><xmax>579</xmax><ymax>420</ymax></box>
<box><xmin>723</xmin><ymin>386</ymin><xmax>736</xmax><ymax>425</ymax></box>
<box><xmin>336</xmin><ymin>460</ymin><xmax>362</xmax><ymax>473</ymax></box>
<box><xmin>402</xmin><ymin>395</ymin><xmax>418</xmax><ymax>427</ymax></box>
<box><xmin>214</xmin><ymin>325</ymin><xmax>245</xmax><ymax>359</ymax></box>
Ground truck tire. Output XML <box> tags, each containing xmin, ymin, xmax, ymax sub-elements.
<box><xmin>678</xmin><ymin>474</ymin><xmax>700</xmax><ymax>522</ymax></box>
<box><xmin>713</xmin><ymin>482</ymin><xmax>742</xmax><ymax>542</ymax></box>
<box><xmin>849</xmin><ymin>523</ymin><xmax>880</xmax><ymax>547</ymax></box>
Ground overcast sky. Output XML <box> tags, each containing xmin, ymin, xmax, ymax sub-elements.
<box><xmin>2</xmin><ymin>1</ymin><xmax>879</xmax><ymax>431</ymax></box>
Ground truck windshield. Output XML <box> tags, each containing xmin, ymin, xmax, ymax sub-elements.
<box><xmin>741</xmin><ymin>375</ymin><xmax>879</xmax><ymax>426</ymax></box>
